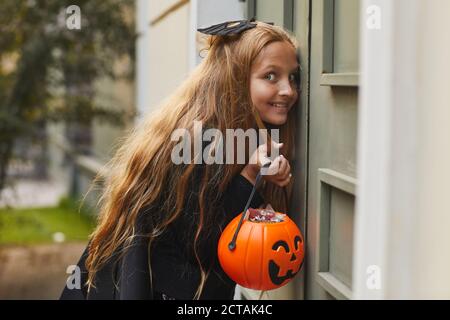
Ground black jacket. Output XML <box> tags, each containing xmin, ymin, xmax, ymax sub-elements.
<box><xmin>60</xmin><ymin>173</ymin><xmax>264</xmax><ymax>300</ymax></box>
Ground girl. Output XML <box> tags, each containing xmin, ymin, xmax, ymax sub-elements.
<box><xmin>60</xmin><ymin>20</ymin><xmax>300</xmax><ymax>300</ymax></box>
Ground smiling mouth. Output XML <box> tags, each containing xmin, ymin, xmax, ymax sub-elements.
<box><xmin>269</xmin><ymin>103</ymin><xmax>290</xmax><ymax>112</ymax></box>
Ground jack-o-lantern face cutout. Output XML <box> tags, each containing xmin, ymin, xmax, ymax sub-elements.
<box><xmin>218</xmin><ymin>212</ymin><xmax>305</xmax><ymax>291</ymax></box>
<box><xmin>269</xmin><ymin>235</ymin><xmax>304</xmax><ymax>285</ymax></box>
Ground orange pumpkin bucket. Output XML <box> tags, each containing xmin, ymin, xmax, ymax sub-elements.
<box><xmin>217</xmin><ymin>163</ymin><xmax>305</xmax><ymax>291</ymax></box>
<box><xmin>218</xmin><ymin>210</ymin><xmax>304</xmax><ymax>290</ymax></box>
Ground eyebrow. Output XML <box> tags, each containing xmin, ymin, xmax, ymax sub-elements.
<box><xmin>261</xmin><ymin>64</ymin><xmax>300</xmax><ymax>73</ymax></box>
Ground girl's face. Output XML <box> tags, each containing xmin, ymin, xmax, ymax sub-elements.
<box><xmin>250</xmin><ymin>41</ymin><xmax>299</xmax><ymax>126</ymax></box>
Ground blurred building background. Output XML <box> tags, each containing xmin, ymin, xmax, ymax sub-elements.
<box><xmin>0</xmin><ymin>0</ymin><xmax>449</xmax><ymax>300</ymax></box>
<box><xmin>0</xmin><ymin>0</ymin><xmax>135</xmax><ymax>299</ymax></box>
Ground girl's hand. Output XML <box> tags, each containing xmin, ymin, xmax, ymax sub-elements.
<box><xmin>240</xmin><ymin>142</ymin><xmax>292</xmax><ymax>187</ymax></box>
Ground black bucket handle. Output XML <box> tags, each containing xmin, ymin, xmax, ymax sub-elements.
<box><xmin>228</xmin><ymin>161</ymin><xmax>271</xmax><ymax>251</ymax></box>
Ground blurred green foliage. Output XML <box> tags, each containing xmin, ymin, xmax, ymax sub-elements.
<box><xmin>0</xmin><ymin>0</ymin><xmax>136</xmax><ymax>191</ymax></box>
<box><xmin>0</xmin><ymin>196</ymin><xmax>95</xmax><ymax>245</ymax></box>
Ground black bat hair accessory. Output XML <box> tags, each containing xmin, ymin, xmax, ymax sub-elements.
<box><xmin>197</xmin><ymin>18</ymin><xmax>274</xmax><ymax>36</ymax></box>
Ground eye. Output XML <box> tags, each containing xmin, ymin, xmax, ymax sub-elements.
<box><xmin>294</xmin><ymin>235</ymin><xmax>302</xmax><ymax>250</ymax></box>
<box><xmin>265</xmin><ymin>72</ymin><xmax>276</xmax><ymax>81</ymax></box>
<box><xmin>272</xmin><ymin>240</ymin><xmax>290</xmax><ymax>253</ymax></box>
<box><xmin>289</xmin><ymin>73</ymin><xmax>297</xmax><ymax>82</ymax></box>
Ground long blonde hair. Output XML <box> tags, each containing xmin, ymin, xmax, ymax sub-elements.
<box><xmin>85</xmin><ymin>22</ymin><xmax>299</xmax><ymax>299</ymax></box>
